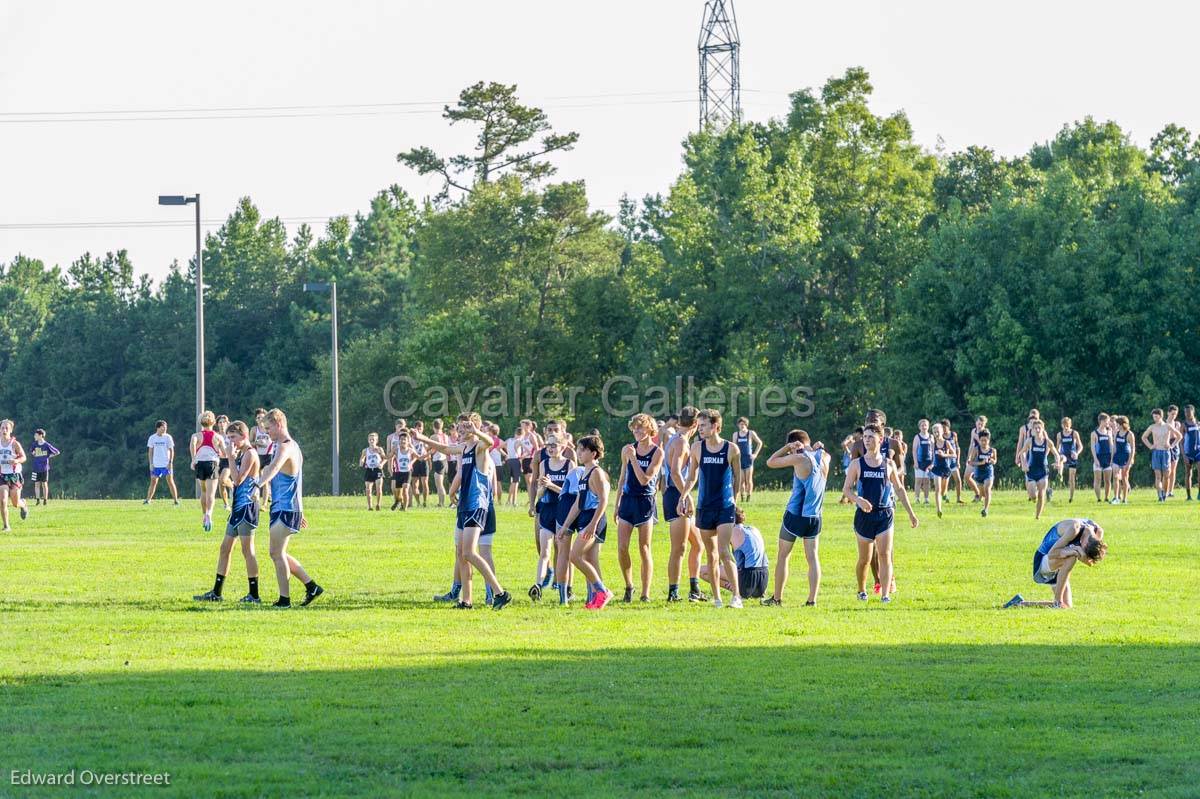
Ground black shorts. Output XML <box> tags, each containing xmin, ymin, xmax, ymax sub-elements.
<box><xmin>447</xmin><ymin>462</ymin><xmax>458</xmax><ymax>481</ymax></box>
<box><xmin>257</xmin><ymin>452</ymin><xmax>272</xmax><ymax>469</ymax></box>
<box><xmin>780</xmin><ymin>511</ymin><xmax>821</xmax><ymax>541</ymax></box>
<box><xmin>457</xmin><ymin>505</ymin><xmax>497</xmax><ymax>536</ymax></box>
<box><xmin>432</xmin><ymin>460</ymin><xmax>446</xmax><ymax>474</ymax></box>
<box><xmin>698</xmin><ymin>505</ymin><xmax>736</xmax><ymax>530</ymax></box>
<box><xmin>364</xmin><ymin>467</ymin><xmax>382</xmax><ymax>482</ymax></box>
<box><xmin>392</xmin><ymin>472</ymin><xmax>410</xmax><ymax>487</ymax></box>
<box><xmin>520</xmin><ymin>457</ymin><xmax>532</xmax><ymax>475</ymax></box>
<box><xmin>617</xmin><ymin>493</ymin><xmax>656</xmax><ymax>526</ymax></box>
<box><xmin>226</xmin><ymin>503</ymin><xmax>259</xmax><ymax>536</ymax></box>
<box><xmin>218</xmin><ymin>458</ymin><xmax>230</xmax><ymax>472</ymax></box>
<box><xmin>30</xmin><ymin>470</ymin><xmax>48</xmax><ymax>484</ymax></box>
<box><xmin>662</xmin><ymin>487</ymin><xmax>682</xmax><ymax>523</ymax></box>
<box><xmin>413</xmin><ymin>460</ymin><xmax>428</xmax><ymax>478</ymax></box>
<box><xmin>854</xmin><ymin>508</ymin><xmax>894</xmax><ymax>540</ymax></box>
<box><xmin>1</xmin><ymin>472</ymin><xmax>23</xmax><ymax>487</ymax></box>
<box><xmin>270</xmin><ymin>509</ymin><xmax>302</xmax><ymax>533</ymax></box>
<box><xmin>577</xmin><ymin>507</ymin><xmax>607</xmax><ymax>543</ymax></box>
<box><xmin>738</xmin><ymin>566</ymin><xmax>769</xmax><ymax>598</ymax></box>
<box><xmin>506</xmin><ymin>458</ymin><xmax>523</xmax><ymax>482</ymax></box>
<box><xmin>194</xmin><ymin>461</ymin><xmax>217</xmax><ymax>481</ymax></box>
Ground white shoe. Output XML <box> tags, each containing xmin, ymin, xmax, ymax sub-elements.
<box><xmin>713</xmin><ymin>598</ymin><xmax>724</xmax><ymax>609</ymax></box>
<box><xmin>729</xmin><ymin>596</ymin><xmax>743</xmax><ymax>609</ymax></box>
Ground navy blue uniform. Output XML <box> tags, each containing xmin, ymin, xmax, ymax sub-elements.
<box><xmin>537</xmin><ymin>457</ymin><xmax>571</xmax><ymax>533</ymax></box>
<box><xmin>1059</xmin><ymin>431</ymin><xmax>1078</xmax><ymax>469</ymax></box>
<box><xmin>1113</xmin><ymin>433</ymin><xmax>1131</xmax><ymax>469</ymax></box>
<box><xmin>914</xmin><ymin>433</ymin><xmax>933</xmax><ymax>471</ymax></box>
<box><xmin>853</xmin><ymin>455</ymin><xmax>894</xmax><ymax>540</ymax></box>
<box><xmin>697</xmin><ymin>440</ymin><xmax>736</xmax><ymax>529</ymax></box>
<box><xmin>661</xmin><ymin>433</ymin><xmax>689</xmax><ymax>523</ymax></box>
<box><xmin>973</xmin><ymin>447</ymin><xmax>995</xmax><ymax>484</ymax></box>
<box><xmin>575</xmin><ymin>466</ymin><xmax>608</xmax><ymax>543</ymax></box>
<box><xmin>1185</xmin><ymin>422</ymin><xmax>1200</xmax><ymax>463</ymax></box>
<box><xmin>617</xmin><ymin>444</ymin><xmax>659</xmax><ymax>526</ymax></box>
<box><xmin>1094</xmin><ymin>430</ymin><xmax>1113</xmax><ymax>470</ymax></box>
<box><xmin>735</xmin><ymin>431</ymin><xmax>753</xmax><ymax>470</ymax></box>
<box><xmin>1026</xmin><ymin>437</ymin><xmax>1049</xmax><ymax>482</ymax></box>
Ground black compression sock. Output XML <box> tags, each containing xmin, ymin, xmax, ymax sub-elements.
<box><xmin>248</xmin><ymin>577</ymin><xmax>259</xmax><ymax>599</ymax></box>
<box><xmin>689</xmin><ymin>578</ymin><xmax>699</xmax><ymax>592</ymax></box>
<box><xmin>212</xmin><ymin>573</ymin><xmax>226</xmax><ymax>596</ymax></box>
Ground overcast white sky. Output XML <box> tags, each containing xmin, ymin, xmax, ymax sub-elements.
<box><xmin>2</xmin><ymin>0</ymin><xmax>1197</xmax><ymax>282</ymax></box>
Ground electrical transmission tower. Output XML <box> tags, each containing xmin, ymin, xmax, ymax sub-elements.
<box><xmin>698</xmin><ymin>0</ymin><xmax>741</xmax><ymax>130</ymax></box>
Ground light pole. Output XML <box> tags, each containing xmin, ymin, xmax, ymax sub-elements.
<box><xmin>304</xmin><ymin>281</ymin><xmax>340</xmax><ymax>495</ymax></box>
<box><xmin>158</xmin><ymin>194</ymin><xmax>204</xmax><ymax>425</ymax></box>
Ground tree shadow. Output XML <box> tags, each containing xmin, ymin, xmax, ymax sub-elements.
<box><xmin>2</xmin><ymin>644</ymin><xmax>1197</xmax><ymax>798</ymax></box>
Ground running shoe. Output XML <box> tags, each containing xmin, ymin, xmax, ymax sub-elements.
<box><xmin>19</xmin><ymin>505</ymin><xmax>28</xmax><ymax>520</ymax></box>
<box><xmin>301</xmin><ymin>583</ymin><xmax>324</xmax><ymax>606</ymax></box>
<box><xmin>880</xmin><ymin>596</ymin><xmax>892</xmax><ymax>604</ymax></box>
<box><xmin>270</xmin><ymin>598</ymin><xmax>291</xmax><ymax>609</ymax></box>
<box><xmin>712</xmin><ymin>598</ymin><xmax>724</xmax><ymax>609</ymax></box>
<box><xmin>873</xmin><ymin>582</ymin><xmax>881</xmax><ymax>595</ymax></box>
<box><xmin>804</xmin><ymin>600</ymin><xmax>816</xmax><ymax>606</ymax></box>
<box><xmin>857</xmin><ymin>592</ymin><xmax>868</xmax><ymax>601</ymax></box>
<box><xmin>761</xmin><ymin>597</ymin><xmax>782</xmax><ymax>607</ymax></box>
<box><xmin>622</xmin><ymin>586</ymin><xmax>634</xmax><ymax>603</ymax></box>
<box><xmin>238</xmin><ymin>594</ymin><xmax>261</xmax><ymax>604</ymax></box>
<box><xmin>585</xmin><ymin>590</ymin><xmax>612</xmax><ymax>610</ymax></box>
<box><xmin>688</xmin><ymin>589</ymin><xmax>709</xmax><ymax>603</ymax></box>
<box><xmin>433</xmin><ymin>589</ymin><xmax>459</xmax><ymax>603</ymax></box>
<box><xmin>639</xmin><ymin>596</ymin><xmax>649</xmax><ymax>603</ymax></box>
<box><xmin>1003</xmin><ymin>594</ymin><xmax>1024</xmax><ymax>609</ymax></box>
<box><xmin>455</xmin><ymin>601</ymin><xmax>473</xmax><ymax>610</ymax></box>
<box><xmin>541</xmin><ymin>569</ymin><xmax>554</xmax><ymax>589</ymax></box>
<box><xmin>667</xmin><ymin>590</ymin><xmax>681</xmax><ymax>603</ymax></box>
<box><xmin>193</xmin><ymin>590</ymin><xmax>222</xmax><ymax>602</ymax></box>
<box><xmin>729</xmin><ymin>596</ymin><xmax>744</xmax><ymax>609</ymax></box>
<box><xmin>528</xmin><ymin>584</ymin><xmax>542</xmax><ymax>602</ymax></box>
<box><xmin>492</xmin><ymin>591</ymin><xmax>513</xmax><ymax>611</ymax></box>
<box><xmin>981</xmin><ymin>508</ymin><xmax>988</xmax><ymax>517</ymax></box>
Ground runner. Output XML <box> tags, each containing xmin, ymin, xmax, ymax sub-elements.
<box><xmin>971</xmin><ymin>429</ymin><xmax>997</xmax><ymax>517</ymax></box>
<box><xmin>1166</xmin><ymin>405</ymin><xmax>1182</xmax><ymax>498</ymax></box>
<box><xmin>763</xmin><ymin>429</ymin><xmax>827</xmax><ymax>606</ymax></box>
<box><xmin>429</xmin><ymin>419</ymin><xmax>450</xmax><ymax>507</ymax></box>
<box><xmin>615</xmin><ymin>413</ymin><xmax>662</xmax><ymax>603</ymax></box>
<box><xmin>504</xmin><ymin>427</ymin><xmax>523</xmax><ymax>507</ymax></box>
<box><xmin>28</xmin><ymin>428</ymin><xmax>59</xmax><ymax>506</ymax></box>
<box><xmin>1141</xmin><ymin>408</ymin><xmax>1180</xmax><ymax>502</ymax></box>
<box><xmin>215</xmin><ymin>415</ymin><xmax>232</xmax><ymax>510</ymax></box>
<box><xmin>528</xmin><ymin>434</ymin><xmax>572</xmax><ymax>601</ymax></box>
<box><xmin>678</xmin><ymin>409</ymin><xmax>744</xmax><ymax>609</ymax></box>
<box><xmin>1003</xmin><ymin>519</ymin><xmax>1107</xmax><ymax>609</ymax></box>
<box><xmin>251</xmin><ymin>409</ymin><xmax>273</xmax><ymax>504</ymax></box>
<box><xmin>662</xmin><ymin>406</ymin><xmax>708</xmax><ymax>603</ymax></box>
<box><xmin>1019</xmin><ymin>418</ymin><xmax>1060</xmax><ymax>519</ymax></box>
<box><xmin>841</xmin><ymin>423</ymin><xmax>919</xmax><ymax>603</ymax></box>
<box><xmin>193</xmin><ymin>421</ymin><xmax>262</xmax><ymax>604</ymax></box>
<box><xmin>929</xmin><ymin>423</ymin><xmax>954</xmax><ymax>518</ymax></box>
<box><xmin>411</xmin><ymin>420</ymin><xmax>430</xmax><ymax>508</ymax></box>
<box><xmin>189</xmin><ymin>411</ymin><xmax>225</xmax><ymax>532</ymax></box>
<box><xmin>388</xmin><ymin>430</ymin><xmax>415</xmax><ymax>511</ymax></box>
<box><xmin>359</xmin><ymin>432</ymin><xmax>385</xmax><ymax>511</ymax></box>
<box><xmin>889</xmin><ymin>428</ymin><xmax>908</xmax><ymax>492</ymax></box>
<box><xmin>254</xmin><ymin>408</ymin><xmax>323</xmax><ymax>608</ymax></box>
<box><xmin>733</xmin><ymin>417</ymin><xmax>763</xmax><ymax>503</ymax></box>
<box><xmin>963</xmin><ymin>415</ymin><xmax>988</xmax><ymax>501</ymax></box>
<box><xmin>911</xmin><ymin>419</ymin><xmax>934</xmax><ymax>504</ymax></box>
<box><xmin>1182</xmin><ymin>405</ymin><xmax>1200</xmax><ymax>500</ymax></box>
<box><xmin>145</xmin><ymin>420</ymin><xmax>179</xmax><ymax>505</ymax></box>
<box><xmin>0</xmin><ymin>420</ymin><xmax>29</xmax><ymax>531</ymax></box>
<box><xmin>1091</xmin><ymin>413</ymin><xmax>1115</xmax><ymax>503</ymax></box>
<box><xmin>940</xmin><ymin>418</ymin><xmax>965</xmax><ymax>504</ymax></box>
<box><xmin>564</xmin><ymin>435</ymin><xmax>612</xmax><ymax>611</ymax></box>
<box><xmin>700</xmin><ymin>507</ymin><xmax>769</xmax><ymax>599</ymax></box>
<box><xmin>1056</xmin><ymin>417</ymin><xmax>1081</xmax><ymax>503</ymax></box>
<box><xmin>1111</xmin><ymin>415</ymin><xmax>1136</xmax><ymax>504</ymax></box>
<box><xmin>411</xmin><ymin>413</ymin><xmax>512</xmax><ymax>611</ymax></box>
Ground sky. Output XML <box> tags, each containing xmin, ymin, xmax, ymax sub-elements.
<box><xmin>2</xmin><ymin>0</ymin><xmax>1198</xmax><ymax>282</ymax></box>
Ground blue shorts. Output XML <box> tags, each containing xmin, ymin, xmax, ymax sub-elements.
<box><xmin>1062</xmin><ymin>458</ymin><xmax>1078</xmax><ymax>470</ymax></box>
<box><xmin>225</xmin><ymin>503</ymin><xmax>259</xmax><ymax>536</ymax></box>
<box><xmin>662</xmin><ymin>486</ymin><xmax>683</xmax><ymax>523</ymax></box>
<box><xmin>457</xmin><ymin>505</ymin><xmax>497</xmax><ymax>536</ymax></box>
<box><xmin>576</xmin><ymin>507</ymin><xmax>607</xmax><ymax>543</ymax></box>
<box><xmin>617</xmin><ymin>493</ymin><xmax>656</xmax><ymax>526</ymax></box>
<box><xmin>555</xmin><ymin>492</ymin><xmax>578</xmax><ymax>532</ymax></box>
<box><xmin>1188</xmin><ymin>449</ymin><xmax>1200</xmax><ymax>465</ymax></box>
<box><xmin>1026</xmin><ymin>469</ymin><xmax>1047</xmax><ymax>483</ymax></box>
<box><xmin>269</xmin><ymin>509</ymin><xmax>302</xmax><ymax>533</ymax></box>
<box><xmin>1033</xmin><ymin>551</ymin><xmax>1058</xmax><ymax>586</ymax></box>
<box><xmin>947</xmin><ymin>458</ymin><xmax>959</xmax><ymax>471</ymax></box>
<box><xmin>780</xmin><ymin>511</ymin><xmax>820</xmax><ymax>541</ymax></box>
<box><xmin>537</xmin><ymin>502</ymin><xmax>559</xmax><ymax>534</ymax></box>
<box><xmin>697</xmin><ymin>504</ymin><xmax>736</xmax><ymax>530</ymax></box>
<box><xmin>740</xmin><ymin>454</ymin><xmax>753</xmax><ymax>470</ymax></box>
<box><xmin>1152</xmin><ymin>449</ymin><xmax>1170</xmax><ymax>471</ymax></box>
<box><xmin>1170</xmin><ymin>445</ymin><xmax>1181</xmax><ymax>462</ymax></box>
<box><xmin>151</xmin><ymin>467</ymin><xmax>171</xmax><ymax>478</ymax></box>
<box><xmin>854</xmin><ymin>508</ymin><xmax>894</xmax><ymax>540</ymax></box>
<box><xmin>1095</xmin><ymin>453</ymin><xmax>1112</xmax><ymax>470</ymax></box>
<box><xmin>973</xmin><ymin>466</ymin><xmax>994</xmax><ymax>484</ymax></box>
<box><xmin>930</xmin><ymin>463</ymin><xmax>951</xmax><ymax>479</ymax></box>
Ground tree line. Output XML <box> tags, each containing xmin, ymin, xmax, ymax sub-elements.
<box><xmin>3</xmin><ymin>70</ymin><xmax>1197</xmax><ymax>497</ymax></box>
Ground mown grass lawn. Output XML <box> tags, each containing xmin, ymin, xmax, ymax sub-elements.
<box><xmin>1</xmin><ymin>489</ymin><xmax>1197</xmax><ymax>797</ymax></box>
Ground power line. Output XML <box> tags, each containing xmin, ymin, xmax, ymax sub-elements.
<box><xmin>0</xmin><ymin>216</ymin><xmax>339</xmax><ymax>231</ymax></box>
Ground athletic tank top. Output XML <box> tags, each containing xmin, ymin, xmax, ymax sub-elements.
<box><xmin>933</xmin><ymin>441</ymin><xmax>951</xmax><ymax>470</ymax></box>
<box><xmin>365</xmin><ymin>449</ymin><xmax>382</xmax><ymax>469</ymax></box>
<box><xmin>579</xmin><ymin>466</ymin><xmax>602</xmax><ymax>511</ymax></box>
<box><xmin>1095</xmin><ymin>430</ymin><xmax>1112</xmax><ymax>458</ymax></box>
<box><xmin>976</xmin><ymin>447</ymin><xmax>994</xmax><ymax>469</ymax></box>
<box><xmin>623</xmin><ymin>444</ymin><xmax>658</xmax><ymax>497</ymax></box>
<box><xmin>857</xmin><ymin>455</ymin><xmax>893</xmax><ymax>510</ymax></box>
<box><xmin>0</xmin><ymin>440</ymin><xmax>17</xmax><ymax>474</ymax></box>
<box><xmin>1028</xmin><ymin>438</ymin><xmax>1048</xmax><ymax>473</ymax></box>
<box><xmin>232</xmin><ymin>452</ymin><xmax>257</xmax><ymax>510</ymax></box>
<box><xmin>269</xmin><ymin>442</ymin><xmax>300</xmax><ymax>512</ymax></box>
<box><xmin>733</xmin><ymin>524</ymin><xmax>768</xmax><ymax>569</ymax></box>
<box><xmin>539</xmin><ymin>458</ymin><xmax>570</xmax><ymax>508</ymax></box>
<box><xmin>735</xmin><ymin>432</ymin><xmax>752</xmax><ymax>458</ymax></box>
<box><xmin>195</xmin><ymin>429</ymin><xmax>220</xmax><ymax>461</ymax></box>
<box><xmin>697</xmin><ymin>440</ymin><xmax>734</xmax><ymax>512</ymax></box>
<box><xmin>1060</xmin><ymin>431</ymin><xmax>1076</xmax><ymax>458</ymax></box>
<box><xmin>1115</xmin><ymin>433</ymin><xmax>1130</xmax><ymax>459</ymax></box>
<box><xmin>253</xmin><ymin>427</ymin><xmax>271</xmax><ymax>455</ymax></box>
<box><xmin>393</xmin><ymin>451</ymin><xmax>412</xmax><ymax>472</ymax></box>
<box><xmin>457</xmin><ymin>443</ymin><xmax>492</xmax><ymax>512</ymax></box>
<box><xmin>662</xmin><ymin>433</ymin><xmax>689</xmax><ymax>492</ymax></box>
<box><xmin>1037</xmin><ymin>520</ymin><xmax>1091</xmax><ymax>557</ymax></box>
<box><xmin>787</xmin><ymin>450</ymin><xmax>826</xmax><ymax>517</ymax></box>
<box><xmin>880</xmin><ymin>437</ymin><xmax>892</xmax><ymax>460</ymax></box>
<box><xmin>915</xmin><ymin>433</ymin><xmax>933</xmax><ymax>467</ymax></box>
<box><xmin>431</xmin><ymin>433</ymin><xmax>448</xmax><ymax>461</ymax></box>
<box><xmin>1186</xmin><ymin>422</ymin><xmax>1200</xmax><ymax>453</ymax></box>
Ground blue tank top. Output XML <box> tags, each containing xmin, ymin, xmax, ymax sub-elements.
<box><xmin>1114</xmin><ymin>433</ymin><xmax>1130</xmax><ymax>459</ymax></box>
<box><xmin>580</xmin><ymin>466</ymin><xmax>602</xmax><ymax>511</ymax></box>
<box><xmin>662</xmin><ymin>433</ymin><xmax>689</xmax><ymax>492</ymax></box>
<box><xmin>880</xmin><ymin>437</ymin><xmax>891</xmax><ymax>460</ymax></box>
<box><xmin>735</xmin><ymin>432</ymin><xmax>752</xmax><ymax>458</ymax></box>
<box><xmin>857</xmin><ymin>455</ymin><xmax>893</xmax><ymax>510</ymax></box>
<box><xmin>1060</xmin><ymin>431</ymin><xmax>1076</xmax><ymax>457</ymax></box>
<box><xmin>1038</xmin><ymin>520</ymin><xmax>1091</xmax><ymax>556</ymax></box>
<box><xmin>975</xmin><ymin>447</ymin><xmax>994</xmax><ymax>467</ymax></box>
<box><xmin>1095</xmin><ymin>431</ymin><xmax>1112</xmax><ymax>458</ymax></box>
<box><xmin>457</xmin><ymin>443</ymin><xmax>492</xmax><ymax>512</ymax></box>
<box><xmin>538</xmin><ymin>457</ymin><xmax>570</xmax><ymax>508</ymax></box>
<box><xmin>733</xmin><ymin>525</ymin><xmax>768</xmax><ymax>569</ymax></box>
<box><xmin>269</xmin><ymin>444</ymin><xmax>301</xmax><ymax>512</ymax></box>
<box><xmin>1186</xmin><ymin>422</ymin><xmax>1200</xmax><ymax>453</ymax></box>
<box><xmin>933</xmin><ymin>441</ymin><xmax>951</xmax><ymax>471</ymax></box>
<box><xmin>232</xmin><ymin>452</ymin><xmax>257</xmax><ymax>510</ymax></box>
<box><xmin>697</xmin><ymin>440</ymin><xmax>734</xmax><ymax>512</ymax></box>
<box><xmin>623</xmin><ymin>444</ymin><xmax>658</xmax><ymax>497</ymax></box>
<box><xmin>915</xmin><ymin>433</ymin><xmax>933</xmax><ymax>467</ymax></box>
<box><xmin>1028</xmin><ymin>438</ymin><xmax>1048</xmax><ymax>472</ymax></box>
<box><xmin>787</xmin><ymin>449</ymin><xmax>826</xmax><ymax>517</ymax></box>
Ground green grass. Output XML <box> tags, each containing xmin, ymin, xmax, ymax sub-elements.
<box><xmin>1</xmin><ymin>489</ymin><xmax>1197</xmax><ymax>798</ymax></box>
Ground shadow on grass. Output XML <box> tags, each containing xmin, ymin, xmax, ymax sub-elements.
<box><xmin>2</xmin><ymin>644</ymin><xmax>1197</xmax><ymax>798</ymax></box>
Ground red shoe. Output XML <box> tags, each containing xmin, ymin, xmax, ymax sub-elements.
<box><xmin>586</xmin><ymin>590</ymin><xmax>612</xmax><ymax>610</ymax></box>
<box><xmin>873</xmin><ymin>583</ymin><xmax>881</xmax><ymax>595</ymax></box>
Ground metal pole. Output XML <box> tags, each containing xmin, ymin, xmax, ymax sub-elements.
<box><xmin>194</xmin><ymin>194</ymin><xmax>205</xmax><ymax>425</ymax></box>
<box><xmin>331</xmin><ymin>281</ymin><xmax>340</xmax><ymax>496</ymax></box>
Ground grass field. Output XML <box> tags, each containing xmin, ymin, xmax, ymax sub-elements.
<box><xmin>1</xmin><ymin>489</ymin><xmax>1197</xmax><ymax>798</ymax></box>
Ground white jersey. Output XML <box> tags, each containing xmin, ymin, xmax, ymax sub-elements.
<box><xmin>364</xmin><ymin>449</ymin><xmax>383</xmax><ymax>469</ymax></box>
<box><xmin>252</xmin><ymin>426</ymin><xmax>272</xmax><ymax>456</ymax></box>
<box><xmin>0</xmin><ymin>439</ymin><xmax>19</xmax><ymax>475</ymax></box>
<box><xmin>431</xmin><ymin>434</ymin><xmax>448</xmax><ymax>462</ymax></box>
<box><xmin>505</xmin><ymin>437</ymin><xmax>520</xmax><ymax>459</ymax></box>
<box><xmin>393</xmin><ymin>451</ymin><xmax>412</xmax><ymax>472</ymax></box>
<box><xmin>147</xmin><ymin>433</ymin><xmax>174</xmax><ymax>468</ymax></box>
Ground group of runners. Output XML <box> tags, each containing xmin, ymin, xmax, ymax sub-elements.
<box><xmin>0</xmin><ymin>420</ymin><xmax>59</xmax><ymax>532</ymax></box>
